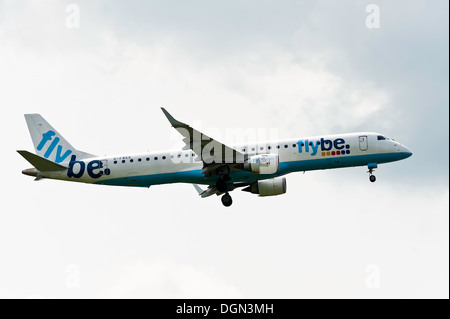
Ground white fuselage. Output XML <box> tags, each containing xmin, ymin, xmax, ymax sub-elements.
<box><xmin>38</xmin><ymin>132</ymin><xmax>412</xmax><ymax>188</ymax></box>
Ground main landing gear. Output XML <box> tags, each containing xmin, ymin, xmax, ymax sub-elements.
<box><xmin>221</xmin><ymin>193</ymin><xmax>233</xmax><ymax>207</ymax></box>
<box><xmin>215</xmin><ymin>165</ymin><xmax>233</xmax><ymax>207</ymax></box>
<box><xmin>217</xmin><ymin>177</ymin><xmax>233</xmax><ymax>207</ymax></box>
<box><xmin>367</xmin><ymin>163</ymin><xmax>378</xmax><ymax>183</ymax></box>
<box><xmin>216</xmin><ymin>177</ymin><xmax>228</xmax><ymax>193</ymax></box>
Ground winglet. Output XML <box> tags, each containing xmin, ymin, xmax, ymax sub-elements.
<box><xmin>161</xmin><ymin>108</ymin><xmax>187</xmax><ymax>128</ymax></box>
<box><xmin>193</xmin><ymin>184</ymin><xmax>204</xmax><ymax>195</ymax></box>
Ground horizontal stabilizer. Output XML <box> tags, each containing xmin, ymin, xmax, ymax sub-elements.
<box><xmin>17</xmin><ymin>150</ymin><xmax>68</xmax><ymax>172</ymax></box>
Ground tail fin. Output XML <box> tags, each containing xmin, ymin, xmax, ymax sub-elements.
<box><xmin>24</xmin><ymin>114</ymin><xmax>96</xmax><ymax>164</ymax></box>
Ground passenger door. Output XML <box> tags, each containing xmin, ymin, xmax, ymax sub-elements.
<box><xmin>359</xmin><ymin>136</ymin><xmax>368</xmax><ymax>151</ymax></box>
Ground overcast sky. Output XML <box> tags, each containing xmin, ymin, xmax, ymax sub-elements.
<box><xmin>0</xmin><ymin>0</ymin><xmax>448</xmax><ymax>298</ymax></box>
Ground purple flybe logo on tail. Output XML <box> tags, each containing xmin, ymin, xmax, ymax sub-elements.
<box><xmin>37</xmin><ymin>130</ymin><xmax>72</xmax><ymax>163</ymax></box>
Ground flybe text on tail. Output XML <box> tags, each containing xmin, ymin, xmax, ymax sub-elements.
<box><xmin>38</xmin><ymin>130</ymin><xmax>72</xmax><ymax>163</ymax></box>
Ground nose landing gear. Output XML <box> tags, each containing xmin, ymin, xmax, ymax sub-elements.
<box><xmin>367</xmin><ymin>163</ymin><xmax>378</xmax><ymax>183</ymax></box>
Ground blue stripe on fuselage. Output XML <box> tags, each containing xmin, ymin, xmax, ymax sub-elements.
<box><xmin>93</xmin><ymin>152</ymin><xmax>409</xmax><ymax>188</ymax></box>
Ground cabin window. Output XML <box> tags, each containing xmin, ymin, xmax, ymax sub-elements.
<box><xmin>162</xmin><ymin>156</ymin><xmax>166</xmax><ymax>160</ymax></box>
<box><xmin>114</xmin><ymin>161</ymin><xmax>117</xmax><ymax>164</ymax></box>
<box><xmin>122</xmin><ymin>160</ymin><xmax>125</xmax><ymax>164</ymax></box>
<box><xmin>292</xmin><ymin>144</ymin><xmax>297</xmax><ymax>148</ymax></box>
<box><xmin>138</xmin><ymin>158</ymin><xmax>142</xmax><ymax>162</ymax></box>
<box><xmin>130</xmin><ymin>159</ymin><xmax>134</xmax><ymax>163</ymax></box>
<box><xmin>154</xmin><ymin>157</ymin><xmax>158</xmax><ymax>160</ymax></box>
<box><xmin>146</xmin><ymin>158</ymin><xmax>150</xmax><ymax>161</ymax></box>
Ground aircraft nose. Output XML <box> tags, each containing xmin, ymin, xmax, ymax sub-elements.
<box><xmin>399</xmin><ymin>145</ymin><xmax>413</xmax><ymax>159</ymax></box>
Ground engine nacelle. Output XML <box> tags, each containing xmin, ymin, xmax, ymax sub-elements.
<box><xmin>243</xmin><ymin>177</ymin><xmax>287</xmax><ymax>197</ymax></box>
<box><xmin>243</xmin><ymin>154</ymin><xmax>279</xmax><ymax>175</ymax></box>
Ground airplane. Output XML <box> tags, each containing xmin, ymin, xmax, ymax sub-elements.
<box><xmin>17</xmin><ymin>109</ymin><xmax>413</xmax><ymax>207</ymax></box>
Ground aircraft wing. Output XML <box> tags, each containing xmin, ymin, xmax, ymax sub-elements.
<box><xmin>161</xmin><ymin>108</ymin><xmax>246</xmax><ymax>177</ymax></box>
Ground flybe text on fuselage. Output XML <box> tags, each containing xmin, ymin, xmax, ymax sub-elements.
<box><xmin>296</xmin><ymin>137</ymin><xmax>351</xmax><ymax>156</ymax></box>
<box><xmin>67</xmin><ymin>155</ymin><xmax>111</xmax><ymax>179</ymax></box>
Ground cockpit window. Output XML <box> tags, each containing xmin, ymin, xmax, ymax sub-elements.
<box><xmin>377</xmin><ymin>135</ymin><xmax>386</xmax><ymax>140</ymax></box>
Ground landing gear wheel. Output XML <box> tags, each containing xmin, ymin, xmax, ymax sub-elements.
<box><xmin>216</xmin><ymin>178</ymin><xmax>227</xmax><ymax>193</ymax></box>
<box><xmin>367</xmin><ymin>164</ymin><xmax>378</xmax><ymax>183</ymax></box>
<box><xmin>221</xmin><ymin>193</ymin><xmax>233</xmax><ymax>207</ymax></box>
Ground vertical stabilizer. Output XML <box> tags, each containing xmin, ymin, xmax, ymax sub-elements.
<box><xmin>24</xmin><ymin>114</ymin><xmax>95</xmax><ymax>164</ymax></box>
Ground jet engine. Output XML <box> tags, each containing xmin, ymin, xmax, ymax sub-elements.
<box><xmin>243</xmin><ymin>154</ymin><xmax>279</xmax><ymax>175</ymax></box>
<box><xmin>243</xmin><ymin>177</ymin><xmax>287</xmax><ymax>196</ymax></box>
